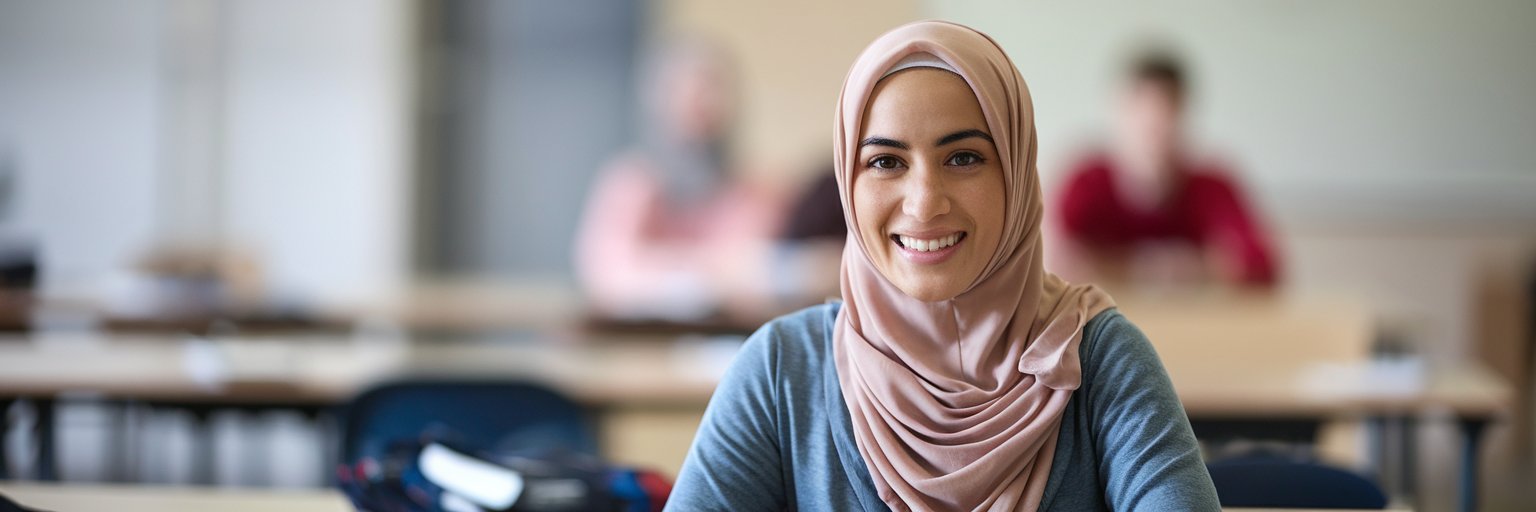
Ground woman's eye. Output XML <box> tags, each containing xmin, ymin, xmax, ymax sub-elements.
<box><xmin>947</xmin><ymin>152</ymin><xmax>983</xmax><ymax>167</ymax></box>
<box><xmin>869</xmin><ymin>156</ymin><xmax>902</xmax><ymax>170</ymax></box>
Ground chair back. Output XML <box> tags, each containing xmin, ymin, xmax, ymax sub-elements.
<box><xmin>338</xmin><ymin>379</ymin><xmax>598</xmax><ymax>466</ymax></box>
<box><xmin>1208</xmin><ymin>453</ymin><xmax>1388</xmax><ymax>509</ymax></box>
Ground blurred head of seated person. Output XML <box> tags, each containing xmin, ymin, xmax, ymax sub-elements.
<box><xmin>575</xmin><ymin>37</ymin><xmax>788</xmax><ymax>322</ymax></box>
<box><xmin>774</xmin><ymin>163</ymin><xmax>857</xmax><ymax>309</ymax></box>
<box><xmin>666</xmin><ymin>21</ymin><xmax>1220</xmax><ymax>511</ymax></box>
<box><xmin>1049</xmin><ymin>47</ymin><xmax>1278</xmax><ymax>288</ymax></box>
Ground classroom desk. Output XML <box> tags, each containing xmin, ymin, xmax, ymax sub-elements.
<box><xmin>0</xmin><ymin>483</ymin><xmax>1412</xmax><ymax>512</ymax></box>
<box><xmin>0</xmin><ymin>332</ymin><xmax>1505</xmax><ymax>413</ymax></box>
<box><xmin>0</xmin><ymin>334</ymin><xmax>729</xmax><ymax>407</ymax></box>
<box><xmin>1172</xmin><ymin>360</ymin><xmax>1506</xmax><ymax>512</ymax></box>
<box><xmin>0</xmin><ymin>482</ymin><xmax>352</xmax><ymax>512</ymax></box>
<box><xmin>0</xmin><ymin>326</ymin><xmax>1509</xmax><ymax>512</ymax></box>
<box><xmin>1115</xmin><ymin>291</ymin><xmax>1509</xmax><ymax>512</ymax></box>
<box><xmin>0</xmin><ymin>333</ymin><xmax>733</xmax><ymax>488</ymax></box>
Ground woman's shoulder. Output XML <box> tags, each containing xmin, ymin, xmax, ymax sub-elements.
<box><xmin>1079</xmin><ymin>307</ymin><xmax>1162</xmax><ymax>375</ymax></box>
<box><xmin>717</xmin><ymin>302</ymin><xmax>842</xmax><ymax>393</ymax></box>
<box><xmin>1082</xmin><ymin>307</ymin><xmax>1135</xmax><ymax>344</ymax></box>
<box><xmin>739</xmin><ymin>301</ymin><xmax>842</xmax><ymax>368</ymax></box>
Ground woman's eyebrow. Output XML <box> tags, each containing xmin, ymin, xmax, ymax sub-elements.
<box><xmin>859</xmin><ymin>137</ymin><xmax>908</xmax><ymax>150</ymax></box>
<box><xmin>936</xmin><ymin>129</ymin><xmax>994</xmax><ymax>146</ymax></box>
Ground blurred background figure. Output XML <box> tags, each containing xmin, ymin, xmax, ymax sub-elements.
<box><xmin>1051</xmin><ymin>47</ymin><xmax>1278</xmax><ymax>289</ymax></box>
<box><xmin>574</xmin><ymin>39</ymin><xmax>775</xmax><ymax>322</ymax></box>
<box><xmin>575</xmin><ymin>38</ymin><xmax>840</xmax><ymax>325</ymax></box>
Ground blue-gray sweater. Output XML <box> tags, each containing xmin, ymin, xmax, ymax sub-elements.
<box><xmin>666</xmin><ymin>302</ymin><xmax>1220</xmax><ymax>511</ymax></box>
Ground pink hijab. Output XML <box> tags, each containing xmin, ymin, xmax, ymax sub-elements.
<box><xmin>832</xmin><ymin>21</ymin><xmax>1115</xmax><ymax>511</ymax></box>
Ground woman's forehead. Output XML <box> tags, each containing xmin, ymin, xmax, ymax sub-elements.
<box><xmin>860</xmin><ymin>68</ymin><xmax>989</xmax><ymax>141</ymax></box>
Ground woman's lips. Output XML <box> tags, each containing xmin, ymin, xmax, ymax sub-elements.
<box><xmin>891</xmin><ymin>232</ymin><xmax>966</xmax><ymax>265</ymax></box>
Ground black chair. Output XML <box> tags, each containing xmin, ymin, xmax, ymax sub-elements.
<box><xmin>337</xmin><ymin>379</ymin><xmax>599</xmax><ymax>471</ymax></box>
<box><xmin>1208</xmin><ymin>452</ymin><xmax>1388</xmax><ymax>509</ymax></box>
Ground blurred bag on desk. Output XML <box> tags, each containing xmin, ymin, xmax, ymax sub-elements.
<box><xmin>337</xmin><ymin>380</ymin><xmax>670</xmax><ymax>512</ymax></box>
<box><xmin>337</xmin><ymin>435</ymin><xmax>670</xmax><ymax>512</ymax></box>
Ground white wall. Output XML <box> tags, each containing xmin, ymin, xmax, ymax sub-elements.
<box><xmin>218</xmin><ymin>0</ymin><xmax>413</xmax><ymax>305</ymax></box>
<box><xmin>0</xmin><ymin>0</ymin><xmax>164</xmax><ymax>297</ymax></box>
<box><xmin>0</xmin><ymin>0</ymin><xmax>413</xmax><ymax>306</ymax></box>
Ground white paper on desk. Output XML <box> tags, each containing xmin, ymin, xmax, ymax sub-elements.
<box><xmin>219</xmin><ymin>339</ymin><xmax>299</xmax><ymax>380</ymax></box>
<box><xmin>1298</xmin><ymin>358</ymin><xmax>1425</xmax><ymax>397</ymax></box>
<box><xmin>181</xmin><ymin>337</ymin><xmax>301</xmax><ymax>387</ymax></box>
<box><xmin>420</xmin><ymin>443</ymin><xmax>524</xmax><ymax>510</ymax></box>
<box><xmin>670</xmin><ymin>335</ymin><xmax>744</xmax><ymax>382</ymax></box>
<box><xmin>182</xmin><ymin>337</ymin><xmax>229</xmax><ymax>389</ymax></box>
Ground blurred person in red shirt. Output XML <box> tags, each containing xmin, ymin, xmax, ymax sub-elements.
<box><xmin>1051</xmin><ymin>49</ymin><xmax>1278</xmax><ymax>288</ymax></box>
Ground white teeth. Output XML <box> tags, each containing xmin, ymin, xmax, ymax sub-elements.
<box><xmin>898</xmin><ymin>233</ymin><xmax>962</xmax><ymax>252</ymax></box>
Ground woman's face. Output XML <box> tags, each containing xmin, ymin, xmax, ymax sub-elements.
<box><xmin>1115</xmin><ymin>80</ymin><xmax>1181</xmax><ymax>183</ymax></box>
<box><xmin>853</xmin><ymin>68</ymin><xmax>1006</xmax><ymax>302</ymax></box>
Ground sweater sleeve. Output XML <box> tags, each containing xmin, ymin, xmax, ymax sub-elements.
<box><xmin>665</xmin><ymin>326</ymin><xmax>788</xmax><ymax>511</ymax></box>
<box><xmin>1189</xmin><ymin>173</ymin><xmax>1279</xmax><ymax>286</ymax></box>
<box><xmin>1085</xmin><ymin>313</ymin><xmax>1222</xmax><ymax>511</ymax></box>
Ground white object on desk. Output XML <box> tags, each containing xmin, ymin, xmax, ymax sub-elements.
<box><xmin>181</xmin><ymin>337</ymin><xmax>228</xmax><ymax>390</ymax></box>
<box><xmin>1298</xmin><ymin>357</ymin><xmax>1427</xmax><ymax>398</ymax></box>
<box><xmin>419</xmin><ymin>443</ymin><xmax>523</xmax><ymax>510</ymax></box>
<box><xmin>669</xmin><ymin>335</ymin><xmax>745</xmax><ymax>383</ymax></box>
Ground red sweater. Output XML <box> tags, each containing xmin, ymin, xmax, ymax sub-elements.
<box><xmin>1056</xmin><ymin>154</ymin><xmax>1278</xmax><ymax>286</ymax></box>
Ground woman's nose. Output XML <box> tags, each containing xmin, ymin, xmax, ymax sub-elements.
<box><xmin>901</xmin><ymin>164</ymin><xmax>951</xmax><ymax>222</ymax></box>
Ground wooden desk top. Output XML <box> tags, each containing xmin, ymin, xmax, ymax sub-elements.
<box><xmin>0</xmin><ymin>483</ymin><xmax>352</xmax><ymax>512</ymax></box>
<box><xmin>0</xmin><ymin>332</ymin><xmax>1511</xmax><ymax>421</ymax></box>
<box><xmin>0</xmin><ymin>333</ymin><xmax>735</xmax><ymax>407</ymax></box>
<box><xmin>0</xmin><ymin>290</ymin><xmax>1514</xmax><ymax>419</ymax></box>
<box><xmin>1115</xmin><ymin>290</ymin><xmax>1511</xmax><ymax>418</ymax></box>
<box><xmin>0</xmin><ymin>483</ymin><xmax>1409</xmax><ymax>512</ymax></box>
<box><xmin>1169</xmin><ymin>359</ymin><xmax>1511</xmax><ymax>418</ymax></box>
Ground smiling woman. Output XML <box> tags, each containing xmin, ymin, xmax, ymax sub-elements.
<box><xmin>666</xmin><ymin>21</ymin><xmax>1220</xmax><ymax>512</ymax></box>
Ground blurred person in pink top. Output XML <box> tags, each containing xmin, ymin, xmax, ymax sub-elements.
<box><xmin>575</xmin><ymin>39</ymin><xmax>836</xmax><ymax>322</ymax></box>
<box><xmin>1051</xmin><ymin>48</ymin><xmax>1279</xmax><ymax>289</ymax></box>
